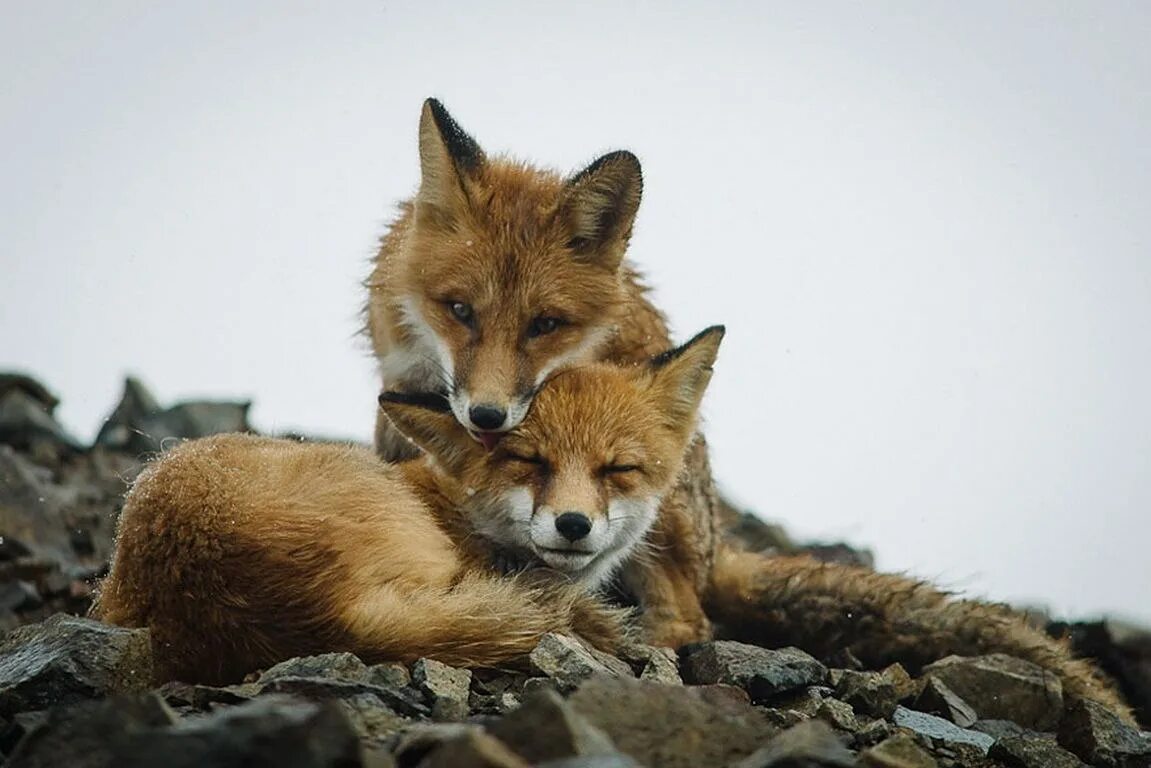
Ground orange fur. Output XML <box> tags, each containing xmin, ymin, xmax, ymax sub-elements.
<box><xmin>94</xmin><ymin>331</ymin><xmax>723</xmax><ymax>685</ymax></box>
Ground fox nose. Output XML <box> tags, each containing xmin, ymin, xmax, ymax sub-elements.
<box><xmin>468</xmin><ymin>404</ymin><xmax>507</xmax><ymax>431</ymax></box>
<box><xmin>555</xmin><ymin>512</ymin><xmax>592</xmax><ymax>542</ymax></box>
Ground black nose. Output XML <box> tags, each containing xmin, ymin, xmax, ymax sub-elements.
<box><xmin>555</xmin><ymin>512</ymin><xmax>592</xmax><ymax>542</ymax></box>
<box><xmin>469</xmin><ymin>404</ymin><xmax>506</xmax><ymax>431</ymax></box>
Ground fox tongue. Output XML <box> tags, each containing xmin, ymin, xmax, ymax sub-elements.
<box><xmin>477</xmin><ymin>432</ymin><xmax>502</xmax><ymax>452</ymax></box>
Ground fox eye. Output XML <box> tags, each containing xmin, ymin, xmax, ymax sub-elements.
<box><xmin>447</xmin><ymin>301</ymin><xmax>474</xmax><ymax>326</ymax></box>
<box><xmin>527</xmin><ymin>316</ymin><xmax>563</xmax><ymax>338</ymax></box>
<box><xmin>505</xmin><ymin>452</ymin><xmax>548</xmax><ymax>468</ymax></box>
<box><xmin>602</xmin><ymin>464</ymin><xmax>641</xmax><ymax>476</ymax></box>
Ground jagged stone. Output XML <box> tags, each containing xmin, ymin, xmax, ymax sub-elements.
<box><xmin>528</xmin><ymin>634</ymin><xmax>631</xmax><ymax>691</ymax></box>
<box><xmin>730</xmin><ymin>719</ymin><xmax>856</xmax><ymax>767</ymax></box>
<box><xmin>860</xmin><ymin>732</ymin><xmax>938</xmax><ymax>767</ymax></box>
<box><xmin>630</xmin><ymin>646</ymin><xmax>682</xmax><ymax>685</ymax></box>
<box><xmin>3</xmin><ymin>692</ymin><xmax>176</xmax><ymax>767</ymax></box>
<box><xmin>567</xmin><ymin>675</ymin><xmax>779</xmax><ymax>768</ymax></box>
<box><xmin>922</xmin><ymin>654</ymin><xmax>1064</xmax><ymax>731</ymax></box>
<box><xmin>418</xmin><ymin>729</ymin><xmax>529</xmax><ymax>768</ymax></box>
<box><xmin>1057</xmin><ymin>695</ymin><xmax>1151</xmax><ymax>767</ymax></box>
<box><xmin>772</xmin><ymin>686</ymin><xmax>831</xmax><ymax>718</ymax></box>
<box><xmin>835</xmin><ymin>668</ymin><xmax>901</xmax><ymax>718</ymax></box>
<box><xmin>369</xmin><ymin>662</ymin><xmax>411</xmax><ymax>688</ymax></box>
<box><xmin>680</xmin><ymin>641</ymin><xmax>828</xmax><ymax>701</ymax></box>
<box><xmin>0</xmin><ymin>383</ymin><xmax>83</xmax><ymax>455</ymax></box>
<box><xmin>259</xmin><ymin>652</ymin><xmax>370</xmax><ymax>683</ymax></box>
<box><xmin>914</xmin><ymin>677</ymin><xmax>978</xmax><ymax>728</ymax></box>
<box><xmin>816</xmin><ymin>696</ymin><xmax>860</xmax><ymax>732</ymax></box>
<box><xmin>990</xmin><ymin>733</ymin><xmax>1088</xmax><ymax>768</ymax></box>
<box><xmin>489</xmin><ymin>689</ymin><xmax>616</xmax><ymax>763</ymax></box>
<box><xmin>0</xmin><ymin>614</ymin><xmax>152</xmax><ymax>716</ymax></box>
<box><xmin>535</xmin><ymin>756</ymin><xmax>643</xmax><ymax>768</ymax></box>
<box><xmin>890</xmin><ymin>706</ymin><xmax>995</xmax><ymax>753</ymax></box>
<box><xmin>412</xmin><ymin>658</ymin><xmax>472</xmax><ymax>721</ymax></box>
<box><xmin>256</xmin><ymin>675</ymin><xmax>428</xmax><ymax>719</ymax></box>
<box><xmin>94</xmin><ymin>376</ymin><xmax>251</xmax><ymax>454</ymax></box>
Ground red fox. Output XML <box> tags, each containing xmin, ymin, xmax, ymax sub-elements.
<box><xmin>94</xmin><ymin>328</ymin><xmax>725</xmax><ymax>685</ymax></box>
<box><xmin>364</xmin><ymin>98</ymin><xmax>671</xmax><ymax>459</ymax></box>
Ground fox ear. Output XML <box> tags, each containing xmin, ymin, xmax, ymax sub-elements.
<box><xmin>416</xmin><ymin>98</ymin><xmax>485</xmax><ymax>230</ymax></box>
<box><xmin>646</xmin><ymin>326</ymin><xmax>726</xmax><ymax>428</ymax></box>
<box><xmin>378</xmin><ymin>392</ymin><xmax>481</xmax><ymax>473</ymax></box>
<box><xmin>560</xmin><ymin>151</ymin><xmax>643</xmax><ymax>270</ymax></box>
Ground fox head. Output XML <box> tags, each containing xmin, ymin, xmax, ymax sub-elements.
<box><xmin>380</xmin><ymin>326</ymin><xmax>724</xmax><ymax>589</ymax></box>
<box><xmin>393</xmin><ymin>98</ymin><xmax>644</xmax><ymax>438</ymax></box>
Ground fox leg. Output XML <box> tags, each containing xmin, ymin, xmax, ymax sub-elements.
<box><xmin>339</xmin><ymin>573</ymin><xmax>630</xmax><ymax>669</ymax></box>
<box><xmin>706</xmin><ymin>547</ymin><xmax>1132</xmax><ymax>721</ymax></box>
<box><xmin>620</xmin><ymin>553</ymin><xmax>713</xmax><ymax>648</ymax></box>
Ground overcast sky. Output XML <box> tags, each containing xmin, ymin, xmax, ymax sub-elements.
<box><xmin>2</xmin><ymin>2</ymin><xmax>1148</xmax><ymax>624</ymax></box>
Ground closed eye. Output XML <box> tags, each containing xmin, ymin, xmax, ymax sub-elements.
<box><xmin>505</xmin><ymin>453</ymin><xmax>548</xmax><ymax>468</ymax></box>
<box><xmin>602</xmin><ymin>464</ymin><xmax>642</xmax><ymax>476</ymax></box>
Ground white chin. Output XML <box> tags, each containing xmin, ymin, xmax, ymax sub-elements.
<box><xmin>536</xmin><ymin>549</ymin><xmax>595</xmax><ymax>572</ymax></box>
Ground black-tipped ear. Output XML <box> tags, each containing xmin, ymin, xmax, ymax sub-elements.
<box><xmin>378</xmin><ymin>391</ymin><xmax>480</xmax><ymax>473</ymax></box>
<box><xmin>560</xmin><ymin>150</ymin><xmax>642</xmax><ymax>269</ymax></box>
<box><xmin>647</xmin><ymin>326</ymin><xmax>725</xmax><ymax>427</ymax></box>
<box><xmin>416</xmin><ymin>99</ymin><xmax>486</xmax><ymax>230</ymax></box>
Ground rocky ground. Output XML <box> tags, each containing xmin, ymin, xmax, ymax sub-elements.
<box><xmin>1</xmin><ymin>371</ymin><xmax>1149</xmax><ymax>767</ymax></box>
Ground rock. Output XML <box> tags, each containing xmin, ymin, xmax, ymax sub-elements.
<box><xmin>970</xmin><ymin>719</ymin><xmax>1034</xmax><ymax>741</ymax></box>
<box><xmin>990</xmin><ymin>733</ymin><xmax>1088</xmax><ymax>767</ymax></box>
<box><xmin>94</xmin><ymin>376</ymin><xmax>251</xmax><ymax>455</ymax></box>
<box><xmin>835</xmin><ymin>668</ymin><xmax>902</xmax><ymax>718</ymax></box>
<box><xmin>535</xmin><ymin>757</ymin><xmax>643</xmax><ymax>768</ymax></box>
<box><xmin>256</xmin><ymin>675</ymin><xmax>428</xmax><ymax>719</ymax></box>
<box><xmin>334</xmin><ymin>692</ymin><xmax>408</xmax><ymax>743</ymax></box>
<box><xmin>1055</xmin><ymin>619</ymin><xmax>1151</xmax><ymax>731</ymax></box>
<box><xmin>258</xmin><ymin>652</ymin><xmax>371</xmax><ymax>683</ymax></box>
<box><xmin>890</xmin><ymin>706</ymin><xmax>995</xmax><ymax>753</ymax></box>
<box><xmin>0</xmin><ymin>379</ymin><xmax>83</xmax><ymax>455</ymax></box>
<box><xmin>914</xmin><ymin>677</ymin><xmax>978</xmax><ymax>728</ymax></box>
<box><xmin>922</xmin><ymin>654</ymin><xmax>1064</xmax><ymax>731</ymax></box>
<box><xmin>1057</xmin><ymin>695</ymin><xmax>1151</xmax><ymax>767</ymax></box>
<box><xmin>731</xmin><ymin>719</ymin><xmax>855</xmax><ymax>767</ymax></box>
<box><xmin>488</xmin><ymin>689</ymin><xmax>616</xmax><ymax>763</ymax></box>
<box><xmin>860</xmin><ymin>732</ymin><xmax>938</xmax><ymax>767</ymax></box>
<box><xmin>567</xmin><ymin>675</ymin><xmax>779</xmax><ymax>768</ymax></box>
<box><xmin>630</xmin><ymin>646</ymin><xmax>682</xmax><ymax>686</ymax></box>
<box><xmin>680</xmin><ymin>641</ymin><xmax>828</xmax><ymax>701</ymax></box>
<box><xmin>393</xmin><ymin>722</ymin><xmax>481</xmax><ymax>765</ymax></box>
<box><xmin>528</xmin><ymin>634</ymin><xmax>631</xmax><ymax>691</ymax></box>
<box><xmin>816</xmin><ymin>696</ymin><xmax>859</xmax><ymax>732</ymax></box>
<box><xmin>369</xmin><ymin>662</ymin><xmax>411</xmax><ymax>689</ymax></box>
<box><xmin>0</xmin><ymin>614</ymin><xmax>152</xmax><ymax>716</ymax></box>
<box><xmin>417</xmin><ymin>729</ymin><xmax>529</xmax><ymax>768</ymax></box>
<box><xmin>412</xmin><ymin>658</ymin><xmax>472</xmax><ymax>721</ymax></box>
<box><xmin>4</xmin><ymin>692</ymin><xmax>177</xmax><ymax>767</ymax></box>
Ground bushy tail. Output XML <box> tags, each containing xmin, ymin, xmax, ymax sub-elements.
<box><xmin>706</xmin><ymin>547</ymin><xmax>1131</xmax><ymax>720</ymax></box>
<box><xmin>341</xmin><ymin>573</ymin><xmax>632</xmax><ymax>670</ymax></box>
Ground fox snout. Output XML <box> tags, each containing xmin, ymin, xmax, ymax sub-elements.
<box><xmin>450</xmin><ymin>391</ymin><xmax>533</xmax><ymax>435</ymax></box>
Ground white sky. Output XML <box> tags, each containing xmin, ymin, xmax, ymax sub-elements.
<box><xmin>2</xmin><ymin>2</ymin><xmax>1148</xmax><ymax>624</ymax></box>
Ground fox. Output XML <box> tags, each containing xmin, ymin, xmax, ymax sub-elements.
<box><xmin>93</xmin><ymin>328</ymin><xmax>725</xmax><ymax>685</ymax></box>
<box><xmin>363</xmin><ymin>98</ymin><xmax>726</xmax><ymax>648</ymax></box>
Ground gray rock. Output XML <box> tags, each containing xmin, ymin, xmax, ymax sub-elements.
<box><xmin>536</xmin><ymin>756</ymin><xmax>643</xmax><ymax>768</ymax></box>
<box><xmin>633</xmin><ymin>646</ymin><xmax>682</xmax><ymax>686</ymax></box>
<box><xmin>368</xmin><ymin>662</ymin><xmax>410</xmax><ymax>689</ymax></box>
<box><xmin>914</xmin><ymin>676</ymin><xmax>978</xmax><ymax>728</ymax></box>
<box><xmin>859</xmin><ymin>732</ymin><xmax>938</xmax><ymax>767</ymax></box>
<box><xmin>922</xmin><ymin>654</ymin><xmax>1064</xmax><ymax>731</ymax></box>
<box><xmin>730</xmin><ymin>719</ymin><xmax>856</xmax><ymax>767</ymax></box>
<box><xmin>834</xmin><ymin>668</ymin><xmax>901</xmax><ymax>719</ymax></box>
<box><xmin>680</xmin><ymin>641</ymin><xmax>828</xmax><ymax>701</ymax></box>
<box><xmin>412</xmin><ymin>658</ymin><xmax>472</xmax><ymax>721</ymax></box>
<box><xmin>890</xmin><ymin>706</ymin><xmax>994</xmax><ymax>753</ymax></box>
<box><xmin>489</xmin><ymin>689</ymin><xmax>616</xmax><ymax>763</ymax></box>
<box><xmin>1057</xmin><ymin>696</ymin><xmax>1151</xmax><ymax>767</ymax></box>
<box><xmin>816</xmin><ymin>696</ymin><xmax>859</xmax><ymax>732</ymax></box>
<box><xmin>528</xmin><ymin>633</ymin><xmax>631</xmax><ymax>691</ymax></box>
<box><xmin>0</xmin><ymin>614</ymin><xmax>152</xmax><ymax>717</ymax></box>
<box><xmin>334</xmin><ymin>692</ymin><xmax>408</xmax><ymax>743</ymax></box>
<box><xmin>4</xmin><ymin>692</ymin><xmax>176</xmax><ymax>768</ymax></box>
<box><xmin>258</xmin><ymin>652</ymin><xmax>370</xmax><ymax>684</ymax></box>
<box><xmin>417</xmin><ymin>729</ymin><xmax>529</xmax><ymax>768</ymax></box>
<box><xmin>0</xmin><ymin>384</ymin><xmax>83</xmax><ymax>455</ymax></box>
<box><xmin>970</xmin><ymin>719</ymin><xmax>1038</xmax><ymax>741</ymax></box>
<box><xmin>990</xmin><ymin>733</ymin><xmax>1088</xmax><ymax>768</ymax></box>
<box><xmin>568</xmin><ymin>675</ymin><xmax>779</xmax><ymax>768</ymax></box>
<box><xmin>256</xmin><ymin>675</ymin><xmax>428</xmax><ymax>719</ymax></box>
<box><xmin>94</xmin><ymin>376</ymin><xmax>251</xmax><ymax>455</ymax></box>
